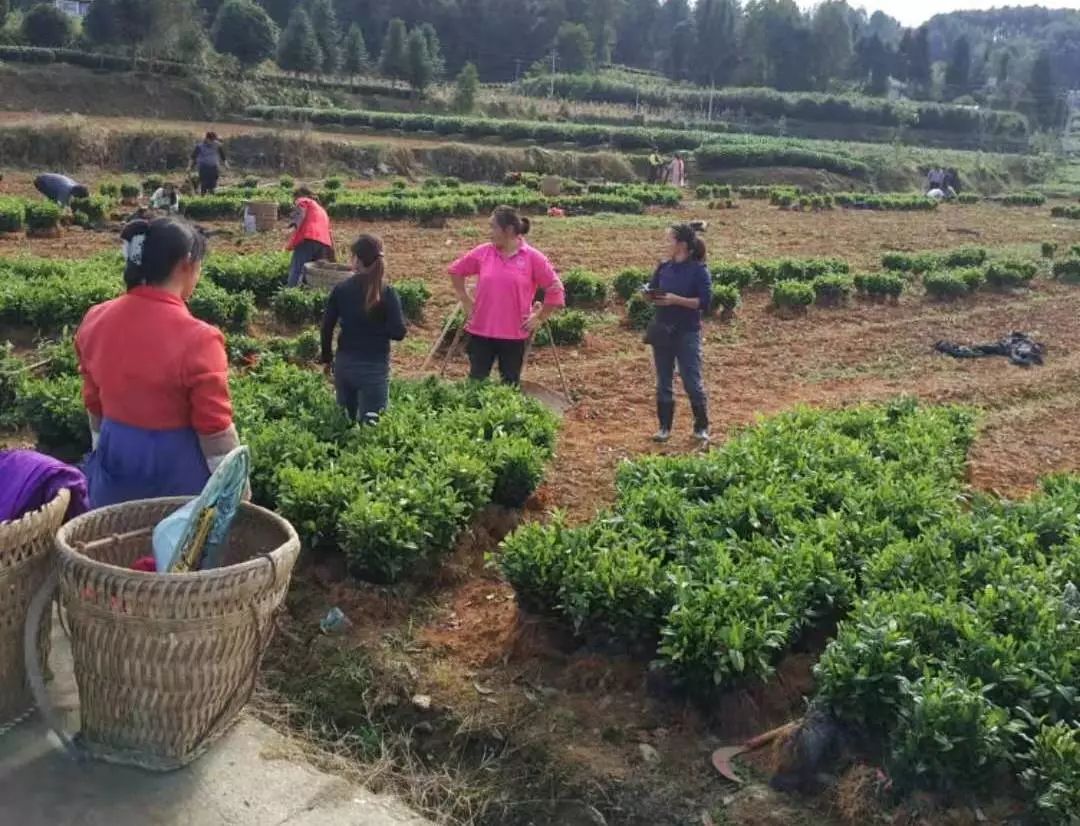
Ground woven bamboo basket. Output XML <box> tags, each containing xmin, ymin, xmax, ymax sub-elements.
<box><xmin>248</xmin><ymin>200</ymin><xmax>278</xmax><ymax>232</ymax></box>
<box><xmin>303</xmin><ymin>261</ymin><xmax>351</xmax><ymax>290</ymax></box>
<box><xmin>0</xmin><ymin>489</ymin><xmax>70</xmax><ymax>724</ymax></box>
<box><xmin>54</xmin><ymin>498</ymin><xmax>299</xmax><ymax>770</ymax></box>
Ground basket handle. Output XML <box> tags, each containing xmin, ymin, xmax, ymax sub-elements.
<box><xmin>24</xmin><ymin>570</ymin><xmax>84</xmax><ymax>763</ymax></box>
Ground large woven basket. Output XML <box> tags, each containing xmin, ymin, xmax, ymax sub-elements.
<box><xmin>0</xmin><ymin>489</ymin><xmax>70</xmax><ymax>724</ymax></box>
<box><xmin>248</xmin><ymin>200</ymin><xmax>278</xmax><ymax>232</ymax></box>
<box><xmin>54</xmin><ymin>498</ymin><xmax>299</xmax><ymax>770</ymax></box>
<box><xmin>303</xmin><ymin>260</ymin><xmax>351</xmax><ymax>290</ymax></box>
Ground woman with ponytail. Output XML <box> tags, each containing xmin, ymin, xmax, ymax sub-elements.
<box><xmin>75</xmin><ymin>217</ymin><xmax>239</xmax><ymax>508</ymax></box>
<box><xmin>644</xmin><ymin>223</ymin><xmax>712</xmax><ymax>444</ymax></box>
<box><xmin>320</xmin><ymin>234</ymin><xmax>407</xmax><ymax>424</ymax></box>
<box><xmin>448</xmin><ymin>205</ymin><xmax>565</xmax><ymax>385</ymax></box>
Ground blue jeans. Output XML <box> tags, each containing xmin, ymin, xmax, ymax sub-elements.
<box><xmin>653</xmin><ymin>329</ymin><xmax>707</xmax><ymax>409</ymax></box>
<box><xmin>335</xmin><ymin>356</ymin><xmax>389</xmax><ymax>424</ymax></box>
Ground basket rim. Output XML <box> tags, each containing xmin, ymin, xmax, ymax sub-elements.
<box><xmin>0</xmin><ymin>487</ymin><xmax>70</xmax><ymax>531</ymax></box>
<box><xmin>55</xmin><ymin>497</ymin><xmax>299</xmax><ymax>581</ymax></box>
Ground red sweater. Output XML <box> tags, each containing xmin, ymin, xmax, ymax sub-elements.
<box><xmin>286</xmin><ymin>197</ymin><xmax>333</xmax><ymax>250</ymax></box>
<box><xmin>75</xmin><ymin>287</ymin><xmax>233</xmax><ymax>435</ymax></box>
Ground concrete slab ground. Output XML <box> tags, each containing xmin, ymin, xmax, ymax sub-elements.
<box><xmin>0</xmin><ymin>620</ymin><xmax>429</xmax><ymax>826</ymax></box>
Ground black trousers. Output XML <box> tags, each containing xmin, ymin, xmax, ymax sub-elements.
<box><xmin>468</xmin><ymin>335</ymin><xmax>527</xmax><ymax>385</ymax></box>
<box><xmin>197</xmin><ymin>164</ymin><xmax>220</xmax><ymax>195</ymax></box>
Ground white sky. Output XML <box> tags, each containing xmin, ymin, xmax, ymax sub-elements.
<box><xmin>797</xmin><ymin>1</ymin><xmax>1080</xmax><ymax>27</ymax></box>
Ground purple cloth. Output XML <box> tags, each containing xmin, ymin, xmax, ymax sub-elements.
<box><xmin>0</xmin><ymin>449</ymin><xmax>89</xmax><ymax>523</ymax></box>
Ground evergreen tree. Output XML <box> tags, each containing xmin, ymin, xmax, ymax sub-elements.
<box><xmin>212</xmin><ymin>0</ymin><xmax>278</xmax><ymax>68</ymax></box>
<box><xmin>1029</xmin><ymin>49</ymin><xmax>1059</xmax><ymax>131</ymax></box>
<box><xmin>406</xmin><ymin>27</ymin><xmax>434</xmax><ymax>93</ymax></box>
<box><xmin>741</xmin><ymin>0</ymin><xmax>803</xmax><ymax>88</ymax></box>
<box><xmin>256</xmin><ymin>0</ymin><xmax>292</xmax><ymax>27</ymax></box>
<box><xmin>660</xmin><ymin>0</ymin><xmax>694</xmax><ymax>81</ymax></box>
<box><xmin>613</xmin><ymin>0</ymin><xmax>659</xmax><ymax>70</ymax></box>
<box><xmin>555</xmin><ymin>22</ymin><xmax>595</xmax><ymax>73</ymax></box>
<box><xmin>945</xmin><ymin>35</ymin><xmax>972</xmax><ymax>98</ymax></box>
<box><xmin>810</xmin><ymin>0</ymin><xmax>853</xmax><ymax>90</ymax></box>
<box><xmin>306</xmin><ymin>0</ymin><xmax>339</xmax><ymax>74</ymax></box>
<box><xmin>342</xmin><ymin>24</ymin><xmax>370</xmax><ymax>76</ymax></box>
<box><xmin>379</xmin><ymin>18</ymin><xmax>409</xmax><ymax>82</ymax></box>
<box><xmin>0</xmin><ymin>0</ymin><xmax>9</xmax><ymax>28</ymax></box>
<box><xmin>453</xmin><ymin>61</ymin><xmax>480</xmax><ymax>112</ymax></box>
<box><xmin>693</xmin><ymin>0</ymin><xmax>739</xmax><ymax>87</ymax></box>
<box><xmin>22</xmin><ymin>4</ymin><xmax>74</xmax><ymax>47</ymax></box>
<box><xmin>419</xmin><ymin>22</ymin><xmax>445</xmax><ymax>79</ymax></box>
<box><xmin>906</xmin><ymin>24</ymin><xmax>932</xmax><ymax>96</ymax></box>
<box><xmin>277</xmin><ymin>7</ymin><xmax>322</xmax><ymax>74</ymax></box>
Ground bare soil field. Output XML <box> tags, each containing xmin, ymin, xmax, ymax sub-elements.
<box><xmin>4</xmin><ymin>175</ymin><xmax>1080</xmax><ymax>824</ymax></box>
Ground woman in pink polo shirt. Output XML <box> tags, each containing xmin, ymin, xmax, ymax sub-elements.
<box><xmin>448</xmin><ymin>206</ymin><xmax>565</xmax><ymax>385</ymax></box>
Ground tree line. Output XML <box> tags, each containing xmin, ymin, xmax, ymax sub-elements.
<box><xmin>2</xmin><ymin>0</ymin><xmax>1076</xmax><ymax>129</ymax></box>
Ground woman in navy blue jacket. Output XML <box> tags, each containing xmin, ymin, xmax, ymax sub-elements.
<box><xmin>645</xmin><ymin>224</ymin><xmax>712</xmax><ymax>444</ymax></box>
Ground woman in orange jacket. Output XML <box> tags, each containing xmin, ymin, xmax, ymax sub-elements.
<box><xmin>286</xmin><ymin>186</ymin><xmax>334</xmax><ymax>287</ymax></box>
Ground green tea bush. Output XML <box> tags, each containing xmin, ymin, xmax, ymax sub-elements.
<box><xmin>812</xmin><ymin>273</ymin><xmax>854</xmax><ymax>307</ymax></box>
<box><xmin>395</xmin><ymin>280</ymin><xmax>431</xmax><ymax>322</ymax></box>
<box><xmin>613</xmin><ymin>267</ymin><xmax>651</xmax><ymax>300</ymax></box>
<box><xmin>0</xmin><ymin>343</ymin><xmax>28</xmax><ymax>429</ymax></box>
<box><xmin>188</xmin><ymin>282</ymin><xmax>255</xmax><ymax>331</ymax></box>
<box><xmin>696</xmin><ymin>143</ymin><xmax>870</xmax><ymax>178</ymax></box>
<box><xmin>707</xmin><ymin>283</ymin><xmax>741</xmax><ymax>316</ymax></box>
<box><xmin>712</xmin><ymin>262</ymin><xmax>755</xmax><ymax>289</ymax></box>
<box><xmin>1020</xmin><ymin>722</ymin><xmax>1080</xmax><ymax>825</ymax></box>
<box><xmin>17</xmin><ymin>374</ymin><xmax>89</xmax><ymax>449</ymax></box>
<box><xmin>560</xmin><ymin>269</ymin><xmax>609</xmax><ymax>308</ymax></box>
<box><xmin>985</xmin><ymin>259</ymin><xmax>1037</xmax><ymax>289</ymax></box>
<box><xmin>119</xmin><ymin>181</ymin><xmax>141</xmax><ymax>200</ymax></box>
<box><xmin>771</xmin><ymin>279</ymin><xmax>814</xmax><ymax>312</ymax></box>
<box><xmin>24</xmin><ymin>201</ymin><xmax>61</xmax><ymax>231</ymax></box>
<box><xmin>1041</xmin><ymin>241</ymin><xmax>1058</xmax><ymax>259</ymax></box>
<box><xmin>535</xmin><ymin>309</ymin><xmax>589</xmax><ymax>346</ymax></box>
<box><xmin>956</xmin><ymin>193</ymin><xmax>981</xmax><ymax>204</ymax></box>
<box><xmin>999</xmin><ymin>192</ymin><xmax>1046</xmax><ymax>206</ymax></box>
<box><xmin>203</xmin><ymin>252</ymin><xmax>290</xmax><ymax>302</ymax></box>
<box><xmin>924</xmin><ymin>270</ymin><xmax>974</xmax><ymax>300</ymax></box>
<box><xmin>943</xmin><ymin>247</ymin><xmax>989</xmax><ymax>267</ymax></box>
<box><xmin>888</xmin><ymin>674</ymin><xmax>1012</xmax><ymax>793</ymax></box>
<box><xmin>0</xmin><ymin>198</ymin><xmax>25</xmax><ymax>232</ymax></box>
<box><xmin>323</xmin><ymin>176</ymin><xmax>344</xmax><ymax>191</ymax></box>
<box><xmin>271</xmin><ymin>287</ymin><xmax>326</xmax><ymax>325</ymax></box>
<box><xmin>231</xmin><ymin>366</ymin><xmax>557</xmax><ymax>582</ymax></box>
<box><xmin>834</xmin><ymin>193</ymin><xmax>937</xmax><ymax>211</ymax></box>
<box><xmin>626</xmin><ymin>292</ymin><xmax>655</xmax><ymax>330</ymax></box>
<box><xmin>854</xmin><ymin>272</ymin><xmax>905</xmax><ymax>301</ymax></box>
<box><xmin>99</xmin><ymin>181</ymin><xmax>120</xmax><ymax>197</ymax></box>
<box><xmin>1052</xmin><ymin>258</ymin><xmax>1080</xmax><ymax>283</ymax></box>
<box><xmin>69</xmin><ymin>195</ymin><xmax>111</xmax><ymax>224</ymax></box>
<box><xmin>142</xmin><ymin>176</ymin><xmax>164</xmax><ymax>194</ymax></box>
<box><xmin>1051</xmin><ymin>205</ymin><xmax>1080</xmax><ymax>220</ymax></box>
<box><xmin>882</xmin><ymin>251</ymin><xmax>938</xmax><ymax>273</ymax></box>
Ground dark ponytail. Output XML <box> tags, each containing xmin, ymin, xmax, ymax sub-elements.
<box><xmin>121</xmin><ymin>217</ymin><xmax>207</xmax><ymax>290</ymax></box>
<box><xmin>351</xmin><ymin>234</ymin><xmax>385</xmax><ymax>313</ymax></box>
<box><xmin>492</xmin><ymin>205</ymin><xmax>530</xmax><ymax>237</ymax></box>
<box><xmin>671</xmin><ymin>223</ymin><xmax>706</xmax><ymax>263</ymax></box>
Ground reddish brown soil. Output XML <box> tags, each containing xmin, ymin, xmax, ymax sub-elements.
<box><xmin>5</xmin><ymin>172</ymin><xmax>1079</xmax><ymax>824</ymax></box>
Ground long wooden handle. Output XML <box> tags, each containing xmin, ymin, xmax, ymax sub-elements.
<box><xmin>421</xmin><ymin>302</ymin><xmax>462</xmax><ymax>372</ymax></box>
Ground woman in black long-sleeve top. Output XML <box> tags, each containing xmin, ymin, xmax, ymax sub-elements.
<box><xmin>320</xmin><ymin>234</ymin><xmax>407</xmax><ymax>424</ymax></box>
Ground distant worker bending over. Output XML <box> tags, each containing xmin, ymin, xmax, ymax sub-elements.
<box><xmin>286</xmin><ymin>187</ymin><xmax>335</xmax><ymax>287</ymax></box>
<box><xmin>34</xmin><ymin>173</ymin><xmax>89</xmax><ymax>206</ymax></box>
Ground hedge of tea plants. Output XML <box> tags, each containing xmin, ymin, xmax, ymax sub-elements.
<box><xmin>499</xmin><ymin>400</ymin><xmax>1080</xmax><ymax>815</ymax></box>
<box><xmin>3</xmin><ymin>341</ymin><xmax>559</xmax><ymax>585</ymax></box>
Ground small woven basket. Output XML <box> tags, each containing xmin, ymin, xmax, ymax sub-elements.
<box><xmin>54</xmin><ymin>498</ymin><xmax>299</xmax><ymax>771</ymax></box>
<box><xmin>303</xmin><ymin>261</ymin><xmax>351</xmax><ymax>290</ymax></box>
<box><xmin>0</xmin><ymin>489</ymin><xmax>70</xmax><ymax>724</ymax></box>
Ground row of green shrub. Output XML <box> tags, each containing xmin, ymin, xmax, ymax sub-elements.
<box><xmin>497</xmin><ymin>400</ymin><xmax>1079</xmax><ymax>818</ymax></box>
<box><xmin>1051</xmin><ymin>205</ymin><xmax>1080</xmax><ymax>220</ymax></box>
<box><xmin>694</xmin><ymin>143</ymin><xmax>870</xmax><ymax>178</ymax></box>
<box><xmin>517</xmin><ymin>74</ymin><xmax>1030</xmax><ymax>138</ymax></box>
<box><xmin>246</xmin><ymin>104</ymin><xmax>720</xmax><ymax>153</ymax></box>
<box><xmin>833</xmin><ymin>193</ymin><xmax>938</xmax><ymax>211</ymax></box>
<box><xmin>923</xmin><ymin>259</ymin><xmax>1039</xmax><ymax>299</ymax></box>
<box><xmin>2</xmin><ymin>342</ymin><xmax>560</xmax><ymax>585</ymax></box>
<box><xmin>882</xmin><ymin>246</ymin><xmax>989</xmax><ymax>274</ymax></box>
<box><xmin>0</xmin><ymin>198</ymin><xmax>65</xmax><ymax>232</ymax></box>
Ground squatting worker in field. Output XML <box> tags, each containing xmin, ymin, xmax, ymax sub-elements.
<box><xmin>287</xmin><ymin>187</ymin><xmax>335</xmax><ymax>287</ymax></box>
<box><xmin>191</xmin><ymin>131</ymin><xmax>227</xmax><ymax>195</ymax></box>
<box><xmin>320</xmin><ymin>234</ymin><xmax>406</xmax><ymax>425</ymax></box>
<box><xmin>448</xmin><ymin>205</ymin><xmax>565</xmax><ymax>385</ymax></box>
<box><xmin>75</xmin><ymin>218</ymin><xmax>240</xmax><ymax>508</ymax></box>
<box><xmin>34</xmin><ymin>173</ymin><xmax>89</xmax><ymax>206</ymax></box>
<box><xmin>645</xmin><ymin>223</ymin><xmax>712</xmax><ymax>444</ymax></box>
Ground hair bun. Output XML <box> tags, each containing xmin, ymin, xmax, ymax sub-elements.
<box><xmin>519</xmin><ymin>217</ymin><xmax>531</xmax><ymax>236</ymax></box>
